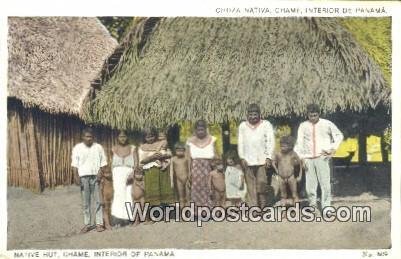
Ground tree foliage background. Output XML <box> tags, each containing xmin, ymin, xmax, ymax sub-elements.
<box><xmin>340</xmin><ymin>17</ymin><xmax>391</xmax><ymax>86</ymax></box>
<box><xmin>98</xmin><ymin>17</ymin><xmax>134</xmax><ymax>42</ymax></box>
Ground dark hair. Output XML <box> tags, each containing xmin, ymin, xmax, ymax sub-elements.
<box><xmin>224</xmin><ymin>149</ymin><xmax>240</xmax><ymax>163</ymax></box>
<box><xmin>194</xmin><ymin>119</ymin><xmax>207</xmax><ymax>129</ymax></box>
<box><xmin>211</xmin><ymin>158</ymin><xmax>223</xmax><ymax>167</ymax></box>
<box><xmin>82</xmin><ymin>127</ymin><xmax>94</xmax><ymax>136</ymax></box>
<box><xmin>247</xmin><ymin>103</ymin><xmax>261</xmax><ymax>113</ymax></box>
<box><xmin>306</xmin><ymin>104</ymin><xmax>320</xmax><ymax>114</ymax></box>
<box><xmin>143</xmin><ymin>127</ymin><xmax>158</xmax><ymax>139</ymax></box>
<box><xmin>158</xmin><ymin>128</ymin><xmax>168</xmax><ymax>134</ymax></box>
<box><xmin>280</xmin><ymin>135</ymin><xmax>295</xmax><ymax>147</ymax></box>
<box><xmin>174</xmin><ymin>142</ymin><xmax>186</xmax><ymax>150</ymax></box>
<box><xmin>117</xmin><ymin>130</ymin><xmax>128</xmax><ymax>136</ymax></box>
<box><xmin>214</xmin><ymin>159</ymin><xmax>223</xmax><ymax>164</ymax></box>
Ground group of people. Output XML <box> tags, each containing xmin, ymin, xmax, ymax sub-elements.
<box><xmin>71</xmin><ymin>103</ymin><xmax>343</xmax><ymax>233</ymax></box>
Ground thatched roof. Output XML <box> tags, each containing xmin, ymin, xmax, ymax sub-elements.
<box><xmin>85</xmin><ymin>17</ymin><xmax>390</xmax><ymax>129</ymax></box>
<box><xmin>8</xmin><ymin>17</ymin><xmax>118</xmax><ymax>116</ymax></box>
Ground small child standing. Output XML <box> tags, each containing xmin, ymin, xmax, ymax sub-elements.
<box><xmin>208</xmin><ymin>159</ymin><xmax>226</xmax><ymax>207</ymax></box>
<box><xmin>224</xmin><ymin>151</ymin><xmax>247</xmax><ymax>206</ymax></box>
<box><xmin>130</xmin><ymin>168</ymin><xmax>145</xmax><ymax>227</ymax></box>
<box><xmin>272</xmin><ymin>136</ymin><xmax>303</xmax><ymax>206</ymax></box>
<box><xmin>170</xmin><ymin>142</ymin><xmax>190</xmax><ymax>207</ymax></box>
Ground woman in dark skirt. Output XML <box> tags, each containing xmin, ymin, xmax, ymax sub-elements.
<box><xmin>138</xmin><ymin>128</ymin><xmax>174</xmax><ymax>207</ymax></box>
<box><xmin>186</xmin><ymin>120</ymin><xmax>217</xmax><ymax>208</ymax></box>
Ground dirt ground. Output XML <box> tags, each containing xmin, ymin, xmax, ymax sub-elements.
<box><xmin>7</xmin><ymin>186</ymin><xmax>391</xmax><ymax>250</ymax></box>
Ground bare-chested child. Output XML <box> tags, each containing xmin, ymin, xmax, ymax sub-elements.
<box><xmin>272</xmin><ymin>136</ymin><xmax>303</xmax><ymax>206</ymax></box>
<box><xmin>208</xmin><ymin>159</ymin><xmax>226</xmax><ymax>207</ymax></box>
<box><xmin>99</xmin><ymin>166</ymin><xmax>113</xmax><ymax>230</ymax></box>
<box><xmin>127</xmin><ymin>168</ymin><xmax>145</xmax><ymax>226</ymax></box>
<box><xmin>170</xmin><ymin>142</ymin><xmax>190</xmax><ymax>207</ymax></box>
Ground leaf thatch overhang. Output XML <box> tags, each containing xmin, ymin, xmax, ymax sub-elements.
<box><xmin>84</xmin><ymin>17</ymin><xmax>391</xmax><ymax>131</ymax></box>
<box><xmin>7</xmin><ymin>17</ymin><xmax>118</xmax><ymax>117</ymax></box>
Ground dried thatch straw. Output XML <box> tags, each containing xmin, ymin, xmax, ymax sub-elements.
<box><xmin>8</xmin><ymin>17</ymin><xmax>118</xmax><ymax>116</ymax></box>
<box><xmin>85</xmin><ymin>17</ymin><xmax>390</xmax><ymax>130</ymax></box>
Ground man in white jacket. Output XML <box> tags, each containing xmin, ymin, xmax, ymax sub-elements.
<box><xmin>238</xmin><ymin>104</ymin><xmax>275</xmax><ymax>208</ymax></box>
<box><xmin>294</xmin><ymin>104</ymin><xmax>343</xmax><ymax>210</ymax></box>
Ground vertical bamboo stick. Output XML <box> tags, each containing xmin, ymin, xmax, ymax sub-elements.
<box><xmin>13</xmin><ymin>108</ymin><xmax>20</xmax><ymax>187</ymax></box>
<box><xmin>36</xmin><ymin>110</ymin><xmax>43</xmax><ymax>191</ymax></box>
<box><xmin>8</xmin><ymin>110</ymin><xmax>13</xmax><ymax>186</ymax></box>
<box><xmin>42</xmin><ymin>117</ymin><xmax>47</xmax><ymax>188</ymax></box>
<box><xmin>57</xmin><ymin>117</ymin><xmax>62</xmax><ymax>186</ymax></box>
<box><xmin>46</xmin><ymin>116</ymin><xmax>50</xmax><ymax>187</ymax></box>
<box><xmin>15</xmin><ymin>108</ymin><xmax>23</xmax><ymax>188</ymax></box>
<box><xmin>52</xmin><ymin>116</ymin><xmax>55</xmax><ymax>187</ymax></box>
<box><xmin>61</xmin><ymin>119</ymin><xmax>66</xmax><ymax>185</ymax></box>
<box><xmin>7</xmin><ymin>109</ymin><xmax>16</xmax><ymax>186</ymax></box>
<box><xmin>43</xmin><ymin>116</ymin><xmax>48</xmax><ymax>188</ymax></box>
<box><xmin>18</xmin><ymin>109</ymin><xmax>29</xmax><ymax>189</ymax></box>
<box><xmin>54</xmin><ymin>118</ymin><xmax>58</xmax><ymax>187</ymax></box>
<box><xmin>27</xmin><ymin>111</ymin><xmax>41</xmax><ymax>192</ymax></box>
<box><xmin>49</xmin><ymin>116</ymin><xmax>53</xmax><ymax>187</ymax></box>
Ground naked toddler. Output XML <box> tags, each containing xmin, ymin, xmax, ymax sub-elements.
<box><xmin>272</xmin><ymin>136</ymin><xmax>303</xmax><ymax>206</ymax></box>
<box><xmin>208</xmin><ymin>159</ymin><xmax>226</xmax><ymax>207</ymax></box>
<box><xmin>170</xmin><ymin>142</ymin><xmax>190</xmax><ymax>207</ymax></box>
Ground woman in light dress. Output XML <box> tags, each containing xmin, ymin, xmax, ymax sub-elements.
<box><xmin>224</xmin><ymin>151</ymin><xmax>247</xmax><ymax>206</ymax></box>
<box><xmin>111</xmin><ymin>130</ymin><xmax>138</xmax><ymax>224</ymax></box>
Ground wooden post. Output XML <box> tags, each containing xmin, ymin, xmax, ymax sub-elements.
<box><xmin>167</xmin><ymin>123</ymin><xmax>180</xmax><ymax>149</ymax></box>
<box><xmin>380</xmin><ymin>133</ymin><xmax>388</xmax><ymax>163</ymax></box>
<box><xmin>357</xmin><ymin>118</ymin><xmax>368</xmax><ymax>164</ymax></box>
<box><xmin>329</xmin><ymin>157</ymin><xmax>335</xmax><ymax>196</ymax></box>
<box><xmin>221</xmin><ymin>119</ymin><xmax>230</xmax><ymax>154</ymax></box>
<box><xmin>358</xmin><ymin>133</ymin><xmax>367</xmax><ymax>164</ymax></box>
<box><xmin>289</xmin><ymin>117</ymin><xmax>301</xmax><ymax>138</ymax></box>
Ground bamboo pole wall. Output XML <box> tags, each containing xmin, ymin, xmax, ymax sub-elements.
<box><xmin>7</xmin><ymin>102</ymin><xmax>41</xmax><ymax>192</ymax></box>
<box><xmin>7</xmin><ymin>100</ymin><xmax>116</xmax><ymax>192</ymax></box>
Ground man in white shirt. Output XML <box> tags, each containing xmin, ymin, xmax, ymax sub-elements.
<box><xmin>294</xmin><ymin>104</ymin><xmax>343</xmax><ymax>210</ymax></box>
<box><xmin>238</xmin><ymin>104</ymin><xmax>275</xmax><ymax>208</ymax></box>
<box><xmin>71</xmin><ymin>127</ymin><xmax>107</xmax><ymax>233</ymax></box>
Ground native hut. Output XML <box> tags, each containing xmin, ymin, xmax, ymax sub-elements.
<box><xmin>85</xmin><ymin>17</ymin><xmax>390</xmax><ymax>162</ymax></box>
<box><xmin>7</xmin><ymin>17</ymin><xmax>118</xmax><ymax>192</ymax></box>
